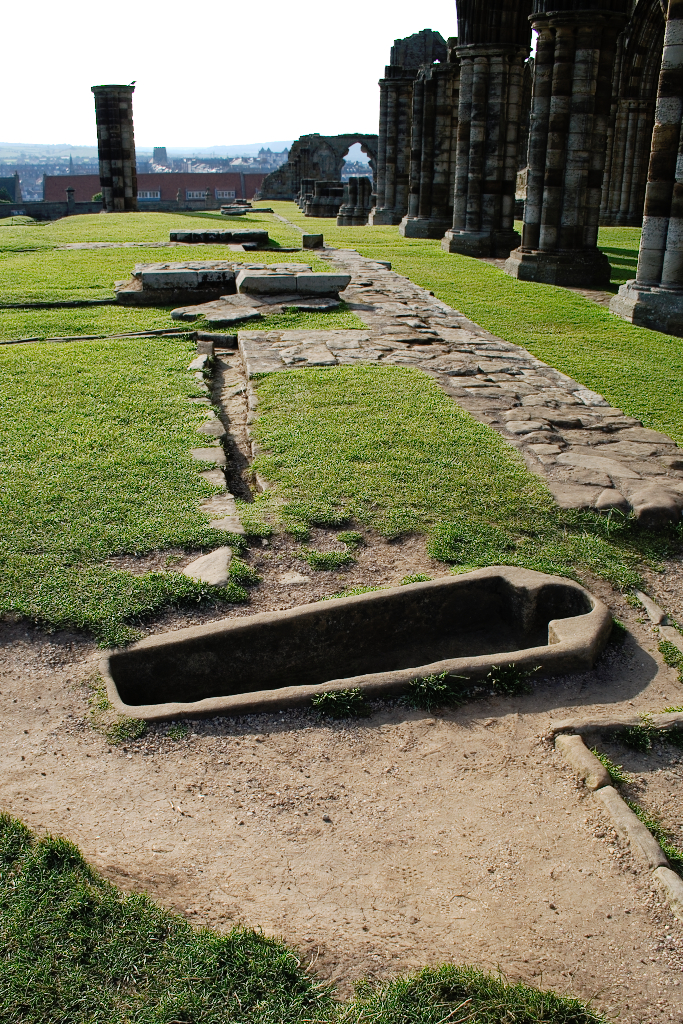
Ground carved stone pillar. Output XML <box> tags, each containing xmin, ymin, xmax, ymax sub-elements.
<box><xmin>399</xmin><ymin>52</ymin><xmax>460</xmax><ymax>239</ymax></box>
<box><xmin>91</xmin><ymin>84</ymin><xmax>138</xmax><ymax>213</ymax></box>
<box><xmin>610</xmin><ymin>0</ymin><xmax>683</xmax><ymax>335</ymax></box>
<box><xmin>337</xmin><ymin>177</ymin><xmax>374</xmax><ymax>226</ymax></box>
<box><xmin>505</xmin><ymin>2</ymin><xmax>627</xmax><ymax>286</ymax></box>
<box><xmin>369</xmin><ymin>67</ymin><xmax>417</xmax><ymax>224</ymax></box>
<box><xmin>441</xmin><ymin>0</ymin><xmax>532</xmax><ymax>257</ymax></box>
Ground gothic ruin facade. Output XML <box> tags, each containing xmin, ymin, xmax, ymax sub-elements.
<box><xmin>364</xmin><ymin>0</ymin><xmax>683</xmax><ymax>334</ymax></box>
<box><xmin>257</xmin><ymin>134</ymin><xmax>378</xmax><ymax>201</ymax></box>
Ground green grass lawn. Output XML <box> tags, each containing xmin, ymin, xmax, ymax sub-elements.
<box><xmin>0</xmin><ymin>813</ymin><xmax>610</xmax><ymax>1024</ymax></box>
<box><xmin>264</xmin><ymin>203</ymin><xmax>683</xmax><ymax>445</ymax></box>
<box><xmin>0</xmin><ymin>333</ymin><xmax>250</xmax><ymax>644</ymax></box>
<box><xmin>250</xmin><ymin>364</ymin><xmax>678</xmax><ymax>591</ymax></box>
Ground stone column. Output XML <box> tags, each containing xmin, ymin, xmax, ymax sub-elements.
<box><xmin>441</xmin><ymin>0</ymin><xmax>532</xmax><ymax>258</ymax></box>
<box><xmin>610</xmin><ymin>0</ymin><xmax>683</xmax><ymax>334</ymax></box>
<box><xmin>399</xmin><ymin>53</ymin><xmax>460</xmax><ymax>238</ymax></box>
<box><xmin>337</xmin><ymin>177</ymin><xmax>374</xmax><ymax>225</ymax></box>
<box><xmin>91</xmin><ymin>84</ymin><xmax>138</xmax><ymax>213</ymax></box>
<box><xmin>369</xmin><ymin>67</ymin><xmax>417</xmax><ymax>224</ymax></box>
<box><xmin>505</xmin><ymin>3</ymin><xmax>627</xmax><ymax>286</ymax></box>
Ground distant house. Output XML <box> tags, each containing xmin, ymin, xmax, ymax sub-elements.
<box><xmin>0</xmin><ymin>173</ymin><xmax>22</xmax><ymax>203</ymax></box>
<box><xmin>43</xmin><ymin>171</ymin><xmax>267</xmax><ymax>203</ymax></box>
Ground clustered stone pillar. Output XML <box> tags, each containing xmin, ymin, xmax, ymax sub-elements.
<box><xmin>91</xmin><ymin>85</ymin><xmax>138</xmax><ymax>213</ymax></box>
<box><xmin>337</xmin><ymin>177</ymin><xmax>374</xmax><ymax>225</ymax></box>
<box><xmin>442</xmin><ymin>44</ymin><xmax>528</xmax><ymax>255</ymax></box>
<box><xmin>369</xmin><ymin>66</ymin><xmax>418</xmax><ymax>224</ymax></box>
<box><xmin>505</xmin><ymin>2</ymin><xmax>627</xmax><ymax>286</ymax></box>
<box><xmin>610</xmin><ymin>0</ymin><xmax>683</xmax><ymax>334</ymax></box>
<box><xmin>399</xmin><ymin>54</ymin><xmax>460</xmax><ymax>238</ymax></box>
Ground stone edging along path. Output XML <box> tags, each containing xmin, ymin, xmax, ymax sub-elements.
<box><xmin>233</xmin><ymin>245</ymin><xmax>683</xmax><ymax>527</ymax></box>
<box><xmin>548</xmin><ymin>589</ymin><xmax>683</xmax><ymax>924</ymax></box>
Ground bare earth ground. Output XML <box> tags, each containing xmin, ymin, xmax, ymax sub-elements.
<box><xmin>2</xmin><ymin>581</ymin><xmax>683</xmax><ymax>1023</ymax></box>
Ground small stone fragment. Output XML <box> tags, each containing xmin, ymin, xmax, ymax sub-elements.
<box><xmin>594</xmin><ymin>488</ymin><xmax>629</xmax><ymax>512</ymax></box>
<box><xmin>183</xmin><ymin>547</ymin><xmax>233</xmax><ymax>586</ymax></box>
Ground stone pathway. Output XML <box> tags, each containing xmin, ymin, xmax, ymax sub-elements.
<box><xmin>234</xmin><ymin>247</ymin><xmax>683</xmax><ymax>528</ymax></box>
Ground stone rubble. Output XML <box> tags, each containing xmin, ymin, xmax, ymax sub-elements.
<box><xmin>236</xmin><ymin>247</ymin><xmax>683</xmax><ymax>527</ymax></box>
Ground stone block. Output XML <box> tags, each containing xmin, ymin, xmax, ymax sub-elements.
<box><xmin>191</xmin><ymin>447</ymin><xmax>227</xmax><ymax>466</ymax></box>
<box><xmin>627</xmin><ymin>482</ymin><xmax>683</xmax><ymax>527</ymax></box>
<box><xmin>295</xmin><ymin>273</ymin><xmax>351</xmax><ymax>295</ymax></box>
<box><xmin>610</xmin><ymin>281</ymin><xmax>683</xmax><ymax>338</ymax></box>
<box><xmin>237</xmin><ymin>271</ymin><xmax>298</xmax><ymax>294</ymax></box>
<box><xmin>548</xmin><ymin>482</ymin><xmax>602</xmax><ymax>508</ymax></box>
<box><xmin>142</xmin><ymin>269</ymin><xmax>198</xmax><ymax>289</ymax></box>
<box><xmin>182</xmin><ymin>546</ymin><xmax>233</xmax><ymax>587</ymax></box>
<box><xmin>303</xmin><ymin>234</ymin><xmax>324</xmax><ymax>248</ymax></box>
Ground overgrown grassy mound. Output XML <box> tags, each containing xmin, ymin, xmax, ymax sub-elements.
<box><xmin>0</xmin><ymin>814</ymin><xmax>609</xmax><ymax>1023</ymax></box>
<box><xmin>250</xmin><ymin>363</ymin><xmax>680</xmax><ymax>589</ymax></box>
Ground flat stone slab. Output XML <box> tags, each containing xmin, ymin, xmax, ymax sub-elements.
<box><xmin>182</xmin><ymin>546</ymin><xmax>233</xmax><ymax>586</ymax></box>
<box><xmin>190</xmin><ymin>446</ymin><xmax>227</xmax><ymax>466</ymax></box>
<box><xmin>170</xmin><ymin>230</ymin><xmax>269</xmax><ymax>245</ymax></box>
<box><xmin>238</xmin><ymin>330</ymin><xmax>375</xmax><ymax>375</ymax></box>
<box><xmin>236</xmin><ymin>268</ymin><xmax>351</xmax><ymax>296</ymax></box>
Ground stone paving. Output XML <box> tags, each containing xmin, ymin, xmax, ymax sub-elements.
<box><xmin>234</xmin><ymin>247</ymin><xmax>683</xmax><ymax>528</ymax></box>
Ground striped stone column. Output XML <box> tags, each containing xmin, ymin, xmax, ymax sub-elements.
<box><xmin>91</xmin><ymin>85</ymin><xmax>138</xmax><ymax>213</ymax></box>
<box><xmin>442</xmin><ymin>44</ymin><xmax>528</xmax><ymax>257</ymax></box>
<box><xmin>399</xmin><ymin>54</ymin><xmax>460</xmax><ymax>238</ymax></box>
<box><xmin>505</xmin><ymin>2</ymin><xmax>626</xmax><ymax>286</ymax></box>
<box><xmin>369</xmin><ymin>68</ymin><xmax>417</xmax><ymax>224</ymax></box>
<box><xmin>610</xmin><ymin>0</ymin><xmax>683</xmax><ymax>334</ymax></box>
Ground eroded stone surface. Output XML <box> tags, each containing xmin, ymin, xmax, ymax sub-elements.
<box><xmin>182</xmin><ymin>547</ymin><xmax>233</xmax><ymax>586</ymax></box>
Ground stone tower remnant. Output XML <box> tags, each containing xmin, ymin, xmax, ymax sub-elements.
<box><xmin>91</xmin><ymin>84</ymin><xmax>138</xmax><ymax>213</ymax></box>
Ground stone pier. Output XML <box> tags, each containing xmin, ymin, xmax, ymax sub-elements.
<box><xmin>91</xmin><ymin>84</ymin><xmax>138</xmax><ymax>214</ymax></box>
<box><xmin>610</xmin><ymin>0</ymin><xmax>683</xmax><ymax>336</ymax></box>
<box><xmin>304</xmin><ymin>181</ymin><xmax>345</xmax><ymax>218</ymax></box>
<box><xmin>337</xmin><ymin>177</ymin><xmax>374</xmax><ymax>226</ymax></box>
<box><xmin>399</xmin><ymin>52</ymin><xmax>460</xmax><ymax>239</ymax></box>
<box><xmin>442</xmin><ymin>1</ymin><xmax>531</xmax><ymax>258</ymax></box>
<box><xmin>505</xmin><ymin>1</ymin><xmax>627</xmax><ymax>286</ymax></box>
<box><xmin>370</xmin><ymin>29</ymin><xmax>448</xmax><ymax>226</ymax></box>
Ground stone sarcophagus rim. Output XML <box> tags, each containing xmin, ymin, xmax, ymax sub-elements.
<box><xmin>101</xmin><ymin>566</ymin><xmax>612</xmax><ymax>721</ymax></box>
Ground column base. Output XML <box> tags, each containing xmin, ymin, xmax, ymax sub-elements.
<box><xmin>441</xmin><ymin>228</ymin><xmax>520</xmax><ymax>259</ymax></box>
<box><xmin>399</xmin><ymin>215</ymin><xmax>452</xmax><ymax>239</ymax></box>
<box><xmin>609</xmin><ymin>280</ymin><xmax>683</xmax><ymax>337</ymax></box>
<box><xmin>368</xmin><ymin>207</ymin><xmax>404</xmax><ymax>225</ymax></box>
<box><xmin>504</xmin><ymin>247</ymin><xmax>611</xmax><ymax>288</ymax></box>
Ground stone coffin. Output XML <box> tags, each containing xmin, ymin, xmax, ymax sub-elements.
<box><xmin>101</xmin><ymin>566</ymin><xmax>611</xmax><ymax>720</ymax></box>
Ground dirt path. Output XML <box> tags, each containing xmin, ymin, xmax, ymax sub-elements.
<box><xmin>2</xmin><ymin>585</ymin><xmax>683</xmax><ymax>1022</ymax></box>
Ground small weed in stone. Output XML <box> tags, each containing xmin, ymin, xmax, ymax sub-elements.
<box><xmin>659</xmin><ymin>640</ymin><xmax>683</xmax><ymax>680</ymax></box>
<box><xmin>336</xmin><ymin>530</ymin><xmax>364</xmax><ymax>548</ymax></box>
<box><xmin>106</xmin><ymin>717</ymin><xmax>147</xmax><ymax>745</ymax></box>
<box><xmin>312</xmin><ymin>688</ymin><xmax>371</xmax><ymax>718</ymax></box>
<box><xmin>167</xmin><ymin>723</ymin><xmax>189</xmax><ymax>741</ymax></box>
<box><xmin>322</xmin><ymin>586</ymin><xmax>384</xmax><ymax>600</ymax></box>
<box><xmin>664</xmin><ymin>705</ymin><xmax>683</xmax><ymax>712</ymax></box>
<box><xmin>405</xmin><ymin>672</ymin><xmax>463</xmax><ymax>713</ymax></box>
<box><xmin>486</xmin><ymin>663</ymin><xmax>536</xmax><ymax>697</ymax></box>
<box><xmin>591</xmin><ymin>748</ymin><xmax>631</xmax><ymax>785</ymax></box>
<box><xmin>620</xmin><ymin>723</ymin><xmax>654</xmax><ymax>752</ymax></box>
<box><xmin>401</xmin><ymin>573</ymin><xmax>432</xmax><ymax>585</ymax></box>
<box><xmin>610</xmin><ymin>618</ymin><xmax>628</xmax><ymax>643</ymax></box>
<box><xmin>300</xmin><ymin>549</ymin><xmax>356</xmax><ymax>570</ymax></box>
<box><xmin>625</xmin><ymin>799</ymin><xmax>683</xmax><ymax>874</ymax></box>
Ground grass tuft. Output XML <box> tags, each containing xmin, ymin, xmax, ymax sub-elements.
<box><xmin>486</xmin><ymin>663</ymin><xmax>537</xmax><ymax>697</ymax></box>
<box><xmin>228</xmin><ymin>557</ymin><xmax>261</xmax><ymax>586</ymax></box>
<box><xmin>610</xmin><ymin>618</ymin><xmax>628</xmax><ymax>643</ymax></box>
<box><xmin>624</xmin><ymin>800</ymin><xmax>683</xmax><ymax>875</ymax></box>
<box><xmin>336</xmin><ymin>530</ymin><xmax>365</xmax><ymax>548</ymax></box>
<box><xmin>167</xmin><ymin>723</ymin><xmax>189</xmax><ymax>741</ymax></box>
<box><xmin>337</xmin><ymin>963</ymin><xmax>610</xmax><ymax>1024</ymax></box>
<box><xmin>299</xmin><ymin>548</ymin><xmax>356</xmax><ymax>570</ymax></box>
<box><xmin>405</xmin><ymin>672</ymin><xmax>463</xmax><ymax>713</ymax></box>
<box><xmin>105</xmin><ymin>717</ymin><xmax>148</xmax><ymax>745</ymax></box>
<box><xmin>401</xmin><ymin>573</ymin><xmax>432</xmax><ymax>585</ymax></box>
<box><xmin>312</xmin><ymin>688</ymin><xmax>371</xmax><ymax>718</ymax></box>
<box><xmin>321</xmin><ymin>586</ymin><xmax>385</xmax><ymax>600</ymax></box>
<box><xmin>620</xmin><ymin>723</ymin><xmax>654</xmax><ymax>752</ymax></box>
<box><xmin>590</xmin><ymin>748</ymin><xmax>631</xmax><ymax>785</ymax></box>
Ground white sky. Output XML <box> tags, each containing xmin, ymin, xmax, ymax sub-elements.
<box><xmin>2</xmin><ymin>0</ymin><xmax>457</xmax><ymax>148</ymax></box>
